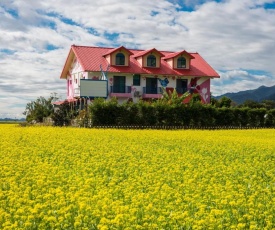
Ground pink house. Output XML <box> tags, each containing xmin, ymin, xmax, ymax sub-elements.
<box><xmin>59</xmin><ymin>45</ymin><xmax>219</xmax><ymax>103</ymax></box>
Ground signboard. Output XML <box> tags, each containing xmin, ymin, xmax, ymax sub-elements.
<box><xmin>80</xmin><ymin>79</ymin><xmax>108</xmax><ymax>98</ymax></box>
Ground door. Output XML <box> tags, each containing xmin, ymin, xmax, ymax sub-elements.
<box><xmin>113</xmin><ymin>76</ymin><xmax>126</xmax><ymax>93</ymax></box>
<box><xmin>146</xmin><ymin>78</ymin><xmax>158</xmax><ymax>94</ymax></box>
<box><xmin>176</xmin><ymin>79</ymin><xmax>188</xmax><ymax>94</ymax></box>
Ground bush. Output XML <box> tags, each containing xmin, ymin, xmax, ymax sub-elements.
<box><xmin>87</xmin><ymin>99</ymin><xmax>275</xmax><ymax>127</ymax></box>
<box><xmin>51</xmin><ymin>102</ymin><xmax>77</xmax><ymax>126</ymax></box>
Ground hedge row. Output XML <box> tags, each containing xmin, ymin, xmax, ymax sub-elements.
<box><xmin>89</xmin><ymin>99</ymin><xmax>275</xmax><ymax>127</ymax></box>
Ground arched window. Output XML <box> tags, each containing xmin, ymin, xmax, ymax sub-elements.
<box><xmin>147</xmin><ymin>54</ymin><xmax>156</xmax><ymax>67</ymax></box>
<box><xmin>115</xmin><ymin>53</ymin><xmax>125</xmax><ymax>65</ymax></box>
<box><xmin>177</xmin><ymin>57</ymin><xmax>186</xmax><ymax>68</ymax></box>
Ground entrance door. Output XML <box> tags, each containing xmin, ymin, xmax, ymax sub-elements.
<box><xmin>176</xmin><ymin>79</ymin><xmax>188</xmax><ymax>94</ymax></box>
<box><xmin>146</xmin><ymin>78</ymin><xmax>158</xmax><ymax>94</ymax></box>
<box><xmin>113</xmin><ymin>76</ymin><xmax>126</xmax><ymax>93</ymax></box>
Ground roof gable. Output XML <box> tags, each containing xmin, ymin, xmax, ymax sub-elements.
<box><xmin>60</xmin><ymin>48</ymin><xmax>76</xmax><ymax>79</ymax></box>
<box><xmin>132</xmin><ymin>48</ymin><xmax>165</xmax><ymax>58</ymax></box>
<box><xmin>103</xmin><ymin>46</ymin><xmax>133</xmax><ymax>56</ymax></box>
<box><xmin>163</xmin><ymin>50</ymin><xmax>195</xmax><ymax>60</ymax></box>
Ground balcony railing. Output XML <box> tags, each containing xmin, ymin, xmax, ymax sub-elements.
<box><xmin>142</xmin><ymin>87</ymin><xmax>163</xmax><ymax>99</ymax></box>
<box><xmin>110</xmin><ymin>86</ymin><xmax>131</xmax><ymax>93</ymax></box>
<box><xmin>143</xmin><ymin>87</ymin><xmax>163</xmax><ymax>94</ymax></box>
<box><xmin>175</xmin><ymin>87</ymin><xmax>188</xmax><ymax>94</ymax></box>
<box><xmin>110</xmin><ymin>85</ymin><xmax>131</xmax><ymax>98</ymax></box>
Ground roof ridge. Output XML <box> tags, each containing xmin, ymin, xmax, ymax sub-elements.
<box><xmin>71</xmin><ymin>45</ymin><xmax>150</xmax><ymax>52</ymax></box>
<box><xmin>70</xmin><ymin>45</ymin><xmax>198</xmax><ymax>54</ymax></box>
<box><xmin>72</xmin><ymin>45</ymin><xmax>110</xmax><ymax>49</ymax></box>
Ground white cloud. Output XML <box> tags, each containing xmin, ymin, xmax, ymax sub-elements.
<box><xmin>0</xmin><ymin>0</ymin><xmax>275</xmax><ymax>118</ymax></box>
<box><xmin>211</xmin><ymin>69</ymin><xmax>275</xmax><ymax>95</ymax></box>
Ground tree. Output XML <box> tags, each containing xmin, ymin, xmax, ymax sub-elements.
<box><xmin>159</xmin><ymin>88</ymin><xmax>192</xmax><ymax>105</ymax></box>
<box><xmin>218</xmin><ymin>96</ymin><xmax>232</xmax><ymax>108</ymax></box>
<box><xmin>23</xmin><ymin>94</ymin><xmax>58</xmax><ymax>123</ymax></box>
<box><xmin>210</xmin><ymin>96</ymin><xmax>219</xmax><ymax>107</ymax></box>
<box><xmin>240</xmin><ymin>100</ymin><xmax>261</xmax><ymax>109</ymax></box>
<box><xmin>261</xmin><ymin>100</ymin><xmax>275</xmax><ymax>110</ymax></box>
<box><xmin>51</xmin><ymin>102</ymin><xmax>72</xmax><ymax>126</ymax></box>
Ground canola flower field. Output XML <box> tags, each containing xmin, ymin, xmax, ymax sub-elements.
<box><xmin>0</xmin><ymin>124</ymin><xmax>275</xmax><ymax>229</ymax></box>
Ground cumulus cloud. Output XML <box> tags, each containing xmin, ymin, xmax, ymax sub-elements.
<box><xmin>212</xmin><ymin>69</ymin><xmax>275</xmax><ymax>95</ymax></box>
<box><xmin>0</xmin><ymin>0</ymin><xmax>275</xmax><ymax>118</ymax></box>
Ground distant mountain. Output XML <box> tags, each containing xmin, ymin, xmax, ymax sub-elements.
<box><xmin>0</xmin><ymin>118</ymin><xmax>26</xmax><ymax>122</ymax></box>
<box><xmin>215</xmin><ymin>85</ymin><xmax>275</xmax><ymax>104</ymax></box>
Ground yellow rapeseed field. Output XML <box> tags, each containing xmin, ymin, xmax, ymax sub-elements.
<box><xmin>0</xmin><ymin>124</ymin><xmax>275</xmax><ymax>229</ymax></box>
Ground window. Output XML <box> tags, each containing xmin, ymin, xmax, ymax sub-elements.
<box><xmin>147</xmin><ymin>54</ymin><xmax>156</xmax><ymax>67</ymax></box>
<box><xmin>133</xmin><ymin>74</ymin><xmax>140</xmax><ymax>86</ymax></box>
<box><xmin>113</xmin><ymin>76</ymin><xmax>126</xmax><ymax>93</ymax></box>
<box><xmin>115</xmin><ymin>53</ymin><xmax>125</xmax><ymax>65</ymax></box>
<box><xmin>146</xmin><ymin>78</ymin><xmax>158</xmax><ymax>94</ymax></box>
<box><xmin>176</xmin><ymin>79</ymin><xmax>188</xmax><ymax>94</ymax></box>
<box><xmin>177</xmin><ymin>57</ymin><xmax>186</xmax><ymax>68</ymax></box>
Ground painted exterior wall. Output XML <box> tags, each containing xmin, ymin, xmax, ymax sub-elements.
<box><xmin>136</xmin><ymin>56</ymin><xmax>143</xmax><ymax>67</ymax></box>
<box><xmin>88</xmin><ymin>72</ymin><xmax>101</xmax><ymax>80</ymax></box>
<box><xmin>105</xmin><ymin>55</ymin><xmax>111</xmax><ymax>64</ymax></box>
<box><xmin>67</xmin><ymin>58</ymin><xmax>84</xmax><ymax>98</ymax></box>
<box><xmin>166</xmin><ymin>59</ymin><xmax>173</xmax><ymax>68</ymax></box>
<box><xmin>68</xmin><ymin>71</ymin><xmax>211</xmax><ymax>103</ymax></box>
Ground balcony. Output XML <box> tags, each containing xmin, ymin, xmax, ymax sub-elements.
<box><xmin>110</xmin><ymin>85</ymin><xmax>132</xmax><ymax>98</ymax></box>
<box><xmin>175</xmin><ymin>87</ymin><xmax>188</xmax><ymax>94</ymax></box>
<box><xmin>142</xmin><ymin>87</ymin><xmax>163</xmax><ymax>99</ymax></box>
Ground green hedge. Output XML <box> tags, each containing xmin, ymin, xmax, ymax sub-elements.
<box><xmin>89</xmin><ymin>99</ymin><xmax>275</xmax><ymax>127</ymax></box>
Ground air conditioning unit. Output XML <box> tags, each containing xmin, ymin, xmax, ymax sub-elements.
<box><xmin>134</xmin><ymin>91</ymin><xmax>141</xmax><ymax>97</ymax></box>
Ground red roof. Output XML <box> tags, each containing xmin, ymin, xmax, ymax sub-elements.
<box><xmin>163</xmin><ymin>50</ymin><xmax>195</xmax><ymax>60</ymax></box>
<box><xmin>102</xmin><ymin>45</ymin><xmax>133</xmax><ymax>56</ymax></box>
<box><xmin>52</xmin><ymin>98</ymin><xmax>77</xmax><ymax>105</ymax></box>
<box><xmin>132</xmin><ymin>48</ymin><xmax>165</xmax><ymax>58</ymax></box>
<box><xmin>60</xmin><ymin>45</ymin><xmax>220</xmax><ymax>79</ymax></box>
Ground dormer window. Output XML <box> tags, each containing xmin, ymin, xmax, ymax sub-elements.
<box><xmin>147</xmin><ymin>54</ymin><xmax>156</xmax><ymax>67</ymax></box>
<box><xmin>115</xmin><ymin>53</ymin><xmax>125</xmax><ymax>65</ymax></box>
<box><xmin>177</xmin><ymin>57</ymin><xmax>186</xmax><ymax>68</ymax></box>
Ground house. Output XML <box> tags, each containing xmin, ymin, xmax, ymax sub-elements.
<box><xmin>59</xmin><ymin>45</ymin><xmax>219</xmax><ymax>104</ymax></box>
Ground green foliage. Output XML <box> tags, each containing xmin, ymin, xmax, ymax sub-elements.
<box><xmin>87</xmin><ymin>98</ymin><xmax>275</xmax><ymax>127</ymax></box>
<box><xmin>75</xmin><ymin>109</ymin><xmax>91</xmax><ymax>127</ymax></box>
<box><xmin>238</xmin><ymin>99</ymin><xmax>275</xmax><ymax>109</ymax></box>
<box><xmin>247</xmin><ymin>108</ymin><xmax>267</xmax><ymax>127</ymax></box>
<box><xmin>240</xmin><ymin>100</ymin><xmax>261</xmax><ymax>109</ymax></box>
<box><xmin>265</xmin><ymin>109</ymin><xmax>275</xmax><ymax>127</ymax></box>
<box><xmin>23</xmin><ymin>94</ymin><xmax>58</xmax><ymax>123</ymax></box>
<box><xmin>215</xmin><ymin>108</ymin><xmax>236</xmax><ymax>126</ymax></box>
<box><xmin>51</xmin><ymin>102</ymin><xmax>78</xmax><ymax>126</ymax></box>
<box><xmin>189</xmin><ymin>94</ymin><xmax>202</xmax><ymax>105</ymax></box>
<box><xmin>218</xmin><ymin>96</ymin><xmax>232</xmax><ymax>108</ymax></box>
<box><xmin>53</xmin><ymin>91</ymin><xmax>275</xmax><ymax>128</ymax></box>
<box><xmin>210</xmin><ymin>96</ymin><xmax>219</xmax><ymax>107</ymax></box>
<box><xmin>159</xmin><ymin>88</ymin><xmax>190</xmax><ymax>105</ymax></box>
<box><xmin>89</xmin><ymin>98</ymin><xmax>120</xmax><ymax>126</ymax></box>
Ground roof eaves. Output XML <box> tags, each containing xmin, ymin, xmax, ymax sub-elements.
<box><xmin>59</xmin><ymin>47</ymin><xmax>75</xmax><ymax>79</ymax></box>
<box><xmin>71</xmin><ymin>45</ymin><xmax>86</xmax><ymax>71</ymax></box>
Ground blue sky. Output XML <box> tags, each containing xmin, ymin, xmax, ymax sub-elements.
<box><xmin>0</xmin><ymin>0</ymin><xmax>275</xmax><ymax>118</ymax></box>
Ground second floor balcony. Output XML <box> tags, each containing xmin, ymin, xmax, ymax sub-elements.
<box><xmin>142</xmin><ymin>87</ymin><xmax>163</xmax><ymax>99</ymax></box>
<box><xmin>110</xmin><ymin>85</ymin><xmax>132</xmax><ymax>98</ymax></box>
